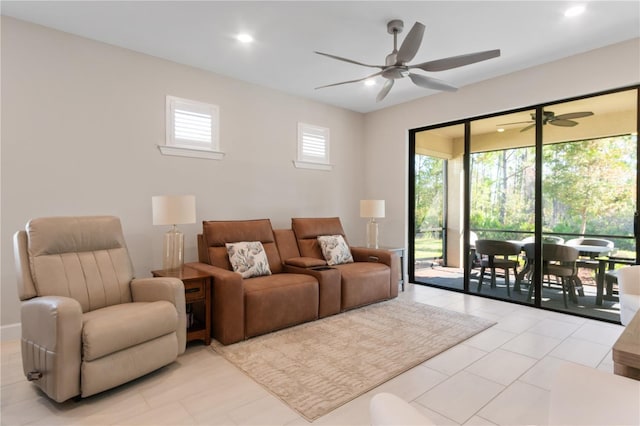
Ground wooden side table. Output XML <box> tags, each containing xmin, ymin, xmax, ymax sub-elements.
<box><xmin>613</xmin><ymin>310</ymin><xmax>640</xmax><ymax>380</ymax></box>
<box><xmin>152</xmin><ymin>264</ymin><xmax>211</xmax><ymax>345</ymax></box>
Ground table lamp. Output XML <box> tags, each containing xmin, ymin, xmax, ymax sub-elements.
<box><xmin>360</xmin><ymin>199</ymin><xmax>385</xmax><ymax>248</ymax></box>
<box><xmin>152</xmin><ymin>195</ymin><xmax>196</xmax><ymax>270</ymax></box>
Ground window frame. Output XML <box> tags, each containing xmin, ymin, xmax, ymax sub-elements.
<box><xmin>294</xmin><ymin>122</ymin><xmax>332</xmax><ymax>171</ymax></box>
<box><xmin>159</xmin><ymin>95</ymin><xmax>224</xmax><ymax>160</ymax></box>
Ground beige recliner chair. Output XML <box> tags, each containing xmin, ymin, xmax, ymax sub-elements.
<box><xmin>13</xmin><ymin>216</ymin><xmax>187</xmax><ymax>402</ymax></box>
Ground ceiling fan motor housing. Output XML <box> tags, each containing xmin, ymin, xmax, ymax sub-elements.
<box><xmin>387</xmin><ymin>19</ymin><xmax>404</xmax><ymax>34</ymax></box>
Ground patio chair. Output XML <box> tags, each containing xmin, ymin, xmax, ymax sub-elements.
<box><xmin>475</xmin><ymin>239</ymin><xmax>521</xmax><ymax>297</ymax></box>
<box><xmin>527</xmin><ymin>243</ymin><xmax>580</xmax><ymax>308</ymax></box>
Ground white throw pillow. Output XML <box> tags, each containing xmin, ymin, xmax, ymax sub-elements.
<box><xmin>317</xmin><ymin>235</ymin><xmax>354</xmax><ymax>266</ymax></box>
<box><xmin>225</xmin><ymin>241</ymin><xmax>272</xmax><ymax>278</ymax></box>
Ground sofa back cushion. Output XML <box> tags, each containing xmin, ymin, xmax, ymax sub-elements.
<box><xmin>291</xmin><ymin>217</ymin><xmax>349</xmax><ymax>259</ymax></box>
<box><xmin>24</xmin><ymin>216</ymin><xmax>134</xmax><ymax>312</ymax></box>
<box><xmin>201</xmin><ymin>219</ymin><xmax>283</xmax><ymax>274</ymax></box>
<box><xmin>273</xmin><ymin>229</ymin><xmax>301</xmax><ymax>262</ymax></box>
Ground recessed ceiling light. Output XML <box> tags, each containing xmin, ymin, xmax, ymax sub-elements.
<box><xmin>236</xmin><ymin>33</ymin><xmax>254</xmax><ymax>43</ymax></box>
<box><xmin>497</xmin><ymin>128</ymin><xmax>505</xmax><ymax>133</ymax></box>
<box><xmin>564</xmin><ymin>5</ymin><xmax>585</xmax><ymax>17</ymax></box>
<box><xmin>364</xmin><ymin>79</ymin><xmax>376</xmax><ymax>86</ymax></box>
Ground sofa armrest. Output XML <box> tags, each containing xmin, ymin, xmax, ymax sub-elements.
<box><xmin>351</xmin><ymin>247</ymin><xmax>400</xmax><ymax>298</ymax></box>
<box><xmin>283</xmin><ymin>264</ymin><xmax>341</xmax><ymax>317</ymax></box>
<box><xmin>188</xmin><ymin>262</ymin><xmax>245</xmax><ymax>345</ymax></box>
<box><xmin>131</xmin><ymin>277</ymin><xmax>187</xmax><ymax>354</ymax></box>
<box><xmin>21</xmin><ymin>296</ymin><xmax>83</xmax><ymax>402</ymax></box>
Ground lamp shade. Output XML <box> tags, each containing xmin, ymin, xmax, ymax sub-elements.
<box><xmin>152</xmin><ymin>195</ymin><xmax>196</xmax><ymax>225</ymax></box>
<box><xmin>360</xmin><ymin>200</ymin><xmax>385</xmax><ymax>218</ymax></box>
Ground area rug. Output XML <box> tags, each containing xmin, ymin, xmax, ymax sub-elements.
<box><xmin>211</xmin><ymin>298</ymin><xmax>495</xmax><ymax>421</ymax></box>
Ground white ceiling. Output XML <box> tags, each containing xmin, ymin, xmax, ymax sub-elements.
<box><xmin>2</xmin><ymin>1</ymin><xmax>639</xmax><ymax>113</ymax></box>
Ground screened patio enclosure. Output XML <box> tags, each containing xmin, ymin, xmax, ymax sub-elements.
<box><xmin>409</xmin><ymin>87</ymin><xmax>639</xmax><ymax>323</ymax></box>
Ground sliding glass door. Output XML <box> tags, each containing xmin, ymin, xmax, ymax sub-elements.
<box><xmin>539</xmin><ymin>91</ymin><xmax>638</xmax><ymax>320</ymax></box>
<box><xmin>409</xmin><ymin>86</ymin><xmax>639</xmax><ymax>323</ymax></box>
<box><xmin>411</xmin><ymin>123</ymin><xmax>464</xmax><ymax>290</ymax></box>
<box><xmin>468</xmin><ymin>111</ymin><xmax>535</xmax><ymax>303</ymax></box>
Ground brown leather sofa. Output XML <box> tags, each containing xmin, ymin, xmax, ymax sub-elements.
<box><xmin>193</xmin><ymin>217</ymin><xmax>399</xmax><ymax>345</ymax></box>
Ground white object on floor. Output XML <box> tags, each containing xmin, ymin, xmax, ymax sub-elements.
<box><xmin>618</xmin><ymin>265</ymin><xmax>640</xmax><ymax>326</ymax></box>
<box><xmin>369</xmin><ymin>392</ymin><xmax>435</xmax><ymax>426</ymax></box>
<box><xmin>548</xmin><ymin>362</ymin><xmax>640</xmax><ymax>425</ymax></box>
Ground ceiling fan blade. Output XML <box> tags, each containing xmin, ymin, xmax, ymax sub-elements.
<box><xmin>396</xmin><ymin>22</ymin><xmax>425</xmax><ymax>64</ymax></box>
<box><xmin>553</xmin><ymin>111</ymin><xmax>594</xmax><ymax>120</ymax></box>
<box><xmin>550</xmin><ymin>119</ymin><xmax>578</xmax><ymax>127</ymax></box>
<box><xmin>315</xmin><ymin>71</ymin><xmax>384</xmax><ymax>89</ymax></box>
<box><xmin>314</xmin><ymin>51</ymin><xmax>384</xmax><ymax>69</ymax></box>
<box><xmin>411</xmin><ymin>49</ymin><xmax>501</xmax><ymax>72</ymax></box>
<box><xmin>376</xmin><ymin>79</ymin><xmax>394</xmax><ymax>102</ymax></box>
<box><xmin>520</xmin><ymin>123</ymin><xmax>536</xmax><ymax>132</ymax></box>
<box><xmin>408</xmin><ymin>73</ymin><xmax>458</xmax><ymax>92</ymax></box>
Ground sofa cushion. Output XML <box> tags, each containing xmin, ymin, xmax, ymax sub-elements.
<box><xmin>226</xmin><ymin>241</ymin><xmax>272</xmax><ymax>278</ymax></box>
<box><xmin>243</xmin><ymin>274</ymin><xmax>318</xmax><ymax>338</ymax></box>
<box><xmin>318</xmin><ymin>235</ymin><xmax>354</xmax><ymax>266</ymax></box>
<box><xmin>333</xmin><ymin>262</ymin><xmax>391</xmax><ymax>310</ymax></box>
<box><xmin>82</xmin><ymin>302</ymin><xmax>177</xmax><ymax>361</ymax></box>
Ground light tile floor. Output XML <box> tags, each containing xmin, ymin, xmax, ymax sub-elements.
<box><xmin>1</xmin><ymin>284</ymin><xmax>624</xmax><ymax>425</ymax></box>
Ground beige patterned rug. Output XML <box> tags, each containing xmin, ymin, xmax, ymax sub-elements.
<box><xmin>211</xmin><ymin>298</ymin><xmax>495</xmax><ymax>421</ymax></box>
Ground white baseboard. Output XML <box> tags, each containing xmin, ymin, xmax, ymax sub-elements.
<box><xmin>1</xmin><ymin>323</ymin><xmax>21</xmax><ymax>341</ymax></box>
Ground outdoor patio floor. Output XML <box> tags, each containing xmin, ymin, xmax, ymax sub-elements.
<box><xmin>414</xmin><ymin>265</ymin><xmax>621</xmax><ymax>323</ymax></box>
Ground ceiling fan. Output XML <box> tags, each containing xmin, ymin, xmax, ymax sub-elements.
<box><xmin>314</xmin><ymin>19</ymin><xmax>501</xmax><ymax>102</ymax></box>
<box><xmin>499</xmin><ymin>110</ymin><xmax>595</xmax><ymax>132</ymax></box>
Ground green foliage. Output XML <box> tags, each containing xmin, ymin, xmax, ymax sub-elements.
<box><xmin>415</xmin><ymin>134</ymin><xmax>637</xmax><ymax>254</ymax></box>
<box><xmin>415</xmin><ymin>155</ymin><xmax>444</xmax><ymax>234</ymax></box>
<box><xmin>542</xmin><ymin>136</ymin><xmax>636</xmax><ymax>236</ymax></box>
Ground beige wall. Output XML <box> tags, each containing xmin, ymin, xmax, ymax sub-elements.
<box><xmin>1</xmin><ymin>16</ymin><xmax>638</xmax><ymax>330</ymax></box>
<box><xmin>0</xmin><ymin>17</ymin><xmax>366</xmax><ymax>328</ymax></box>
<box><xmin>364</xmin><ymin>37</ymin><xmax>639</xmax><ymax>264</ymax></box>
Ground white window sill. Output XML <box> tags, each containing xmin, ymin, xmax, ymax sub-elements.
<box><xmin>293</xmin><ymin>160</ymin><xmax>333</xmax><ymax>171</ymax></box>
<box><xmin>158</xmin><ymin>145</ymin><xmax>225</xmax><ymax>160</ymax></box>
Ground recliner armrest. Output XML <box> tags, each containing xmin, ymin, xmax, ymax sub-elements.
<box><xmin>131</xmin><ymin>277</ymin><xmax>187</xmax><ymax>354</ymax></box>
<box><xmin>284</xmin><ymin>257</ymin><xmax>327</xmax><ymax>268</ymax></box>
<box><xmin>21</xmin><ymin>296</ymin><xmax>83</xmax><ymax>402</ymax></box>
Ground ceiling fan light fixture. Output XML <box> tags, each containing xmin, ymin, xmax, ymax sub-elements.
<box><xmin>236</xmin><ymin>33</ymin><xmax>254</xmax><ymax>43</ymax></box>
<box><xmin>564</xmin><ymin>5</ymin><xmax>586</xmax><ymax>18</ymax></box>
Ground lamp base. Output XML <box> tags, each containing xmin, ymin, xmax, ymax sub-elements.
<box><xmin>366</xmin><ymin>219</ymin><xmax>379</xmax><ymax>249</ymax></box>
<box><xmin>162</xmin><ymin>225</ymin><xmax>184</xmax><ymax>271</ymax></box>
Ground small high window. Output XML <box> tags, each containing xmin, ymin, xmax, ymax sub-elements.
<box><xmin>294</xmin><ymin>123</ymin><xmax>332</xmax><ymax>171</ymax></box>
<box><xmin>159</xmin><ymin>96</ymin><xmax>224</xmax><ymax>160</ymax></box>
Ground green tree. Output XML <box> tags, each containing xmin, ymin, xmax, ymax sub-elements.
<box><xmin>543</xmin><ymin>136</ymin><xmax>635</xmax><ymax>235</ymax></box>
